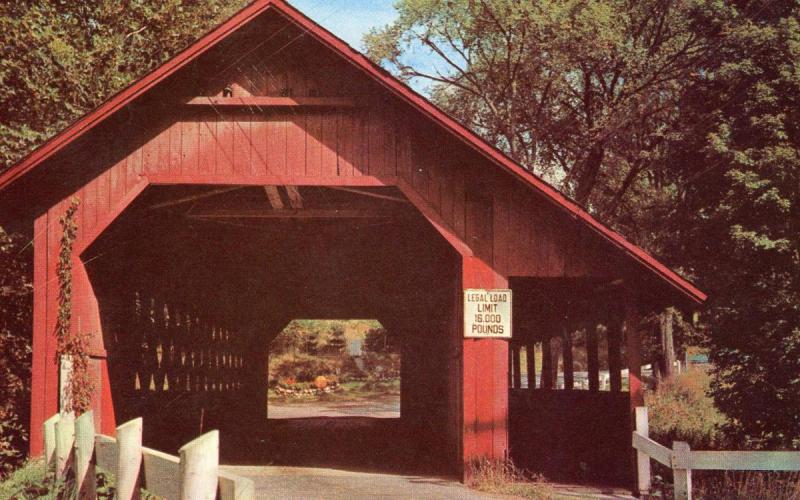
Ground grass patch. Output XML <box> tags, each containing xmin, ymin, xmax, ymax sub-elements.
<box><xmin>0</xmin><ymin>459</ymin><xmax>160</xmax><ymax>499</ymax></box>
<box><xmin>0</xmin><ymin>459</ymin><xmax>47</xmax><ymax>499</ymax></box>
<box><xmin>467</xmin><ymin>458</ymin><xmax>555</xmax><ymax>499</ymax></box>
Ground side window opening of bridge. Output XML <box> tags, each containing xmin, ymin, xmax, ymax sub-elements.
<box><xmin>267</xmin><ymin>319</ymin><xmax>401</xmax><ymax>419</ymax></box>
<box><xmin>511</xmin><ymin>326</ymin><xmax>619</xmax><ymax>391</ymax></box>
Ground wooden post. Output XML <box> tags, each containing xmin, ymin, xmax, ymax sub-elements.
<box><xmin>540</xmin><ymin>336</ymin><xmax>552</xmax><ymax>389</ymax></box>
<box><xmin>74</xmin><ymin>411</ymin><xmax>96</xmax><ymax>500</ymax></box>
<box><xmin>626</xmin><ymin>297</ymin><xmax>644</xmax><ymax>409</ymax></box>
<box><xmin>562</xmin><ymin>328</ymin><xmax>574</xmax><ymax>390</ymax></box>
<box><xmin>660</xmin><ymin>308</ymin><xmax>676</xmax><ymax>379</ymax></box>
<box><xmin>43</xmin><ymin>413</ymin><xmax>59</xmax><ymax>474</ymax></box>
<box><xmin>55</xmin><ymin>412</ymin><xmax>75</xmax><ymax>479</ymax></box>
<box><xmin>117</xmin><ymin>417</ymin><xmax>143</xmax><ymax>500</ymax></box>
<box><xmin>219</xmin><ymin>469</ymin><xmax>256</xmax><ymax>500</ymax></box>
<box><xmin>608</xmin><ymin>320</ymin><xmax>622</xmax><ymax>392</ymax></box>
<box><xmin>179</xmin><ymin>430</ymin><xmax>219</xmax><ymax>500</ymax></box>
<box><xmin>587</xmin><ymin>324</ymin><xmax>599</xmax><ymax>392</ymax></box>
<box><xmin>95</xmin><ymin>435</ymin><xmax>118</xmax><ymax>472</ymax></box>
<box><xmin>525</xmin><ymin>342</ymin><xmax>536</xmax><ymax>389</ymax></box>
<box><xmin>512</xmin><ymin>344</ymin><xmax>522</xmax><ymax>389</ymax></box>
<box><xmin>635</xmin><ymin>407</ymin><xmax>651</xmax><ymax>495</ymax></box>
<box><xmin>672</xmin><ymin>441</ymin><xmax>692</xmax><ymax>500</ymax></box>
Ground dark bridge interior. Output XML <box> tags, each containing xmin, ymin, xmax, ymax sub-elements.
<box><xmin>84</xmin><ymin>185</ymin><xmax>461</xmax><ymax>475</ymax></box>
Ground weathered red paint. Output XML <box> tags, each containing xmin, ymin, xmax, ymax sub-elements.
<box><xmin>0</xmin><ymin>0</ymin><xmax>707</xmax><ymax>477</ymax></box>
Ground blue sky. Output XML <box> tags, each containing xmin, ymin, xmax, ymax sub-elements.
<box><xmin>290</xmin><ymin>0</ymin><xmax>399</xmax><ymax>50</ymax></box>
<box><xmin>288</xmin><ymin>0</ymin><xmax>441</xmax><ymax>94</ymax></box>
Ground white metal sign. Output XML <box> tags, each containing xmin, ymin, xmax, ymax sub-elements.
<box><xmin>464</xmin><ymin>289</ymin><xmax>512</xmax><ymax>339</ymax></box>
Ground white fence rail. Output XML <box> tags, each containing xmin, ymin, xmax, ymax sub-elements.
<box><xmin>42</xmin><ymin>411</ymin><xmax>254</xmax><ymax>500</ymax></box>
<box><xmin>633</xmin><ymin>406</ymin><xmax>800</xmax><ymax>500</ymax></box>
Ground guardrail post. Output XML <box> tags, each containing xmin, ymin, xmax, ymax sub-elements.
<box><xmin>635</xmin><ymin>407</ymin><xmax>651</xmax><ymax>495</ymax></box>
<box><xmin>74</xmin><ymin>411</ymin><xmax>96</xmax><ymax>499</ymax></box>
<box><xmin>672</xmin><ymin>441</ymin><xmax>692</xmax><ymax>500</ymax></box>
<box><xmin>43</xmin><ymin>414</ymin><xmax>60</xmax><ymax>475</ymax></box>
<box><xmin>179</xmin><ymin>430</ymin><xmax>219</xmax><ymax>500</ymax></box>
<box><xmin>117</xmin><ymin>418</ymin><xmax>143</xmax><ymax>500</ymax></box>
<box><xmin>55</xmin><ymin>413</ymin><xmax>75</xmax><ymax>480</ymax></box>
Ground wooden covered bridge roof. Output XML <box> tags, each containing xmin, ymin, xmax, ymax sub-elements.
<box><xmin>0</xmin><ymin>0</ymin><xmax>705</xmax><ymax>305</ymax></box>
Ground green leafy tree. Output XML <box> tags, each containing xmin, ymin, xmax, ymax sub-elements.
<box><xmin>365</xmin><ymin>0</ymin><xmax>727</xmax><ymax>214</ymax></box>
<box><xmin>325</xmin><ymin>324</ymin><xmax>347</xmax><ymax>355</ymax></box>
<box><xmin>364</xmin><ymin>327</ymin><xmax>398</xmax><ymax>354</ymax></box>
<box><xmin>660</xmin><ymin>1</ymin><xmax>800</xmax><ymax>448</ymax></box>
<box><xmin>0</xmin><ymin>228</ymin><xmax>32</xmax><ymax>476</ymax></box>
<box><xmin>0</xmin><ymin>0</ymin><xmax>246</xmax><ymax>172</ymax></box>
<box><xmin>301</xmin><ymin>331</ymin><xmax>319</xmax><ymax>356</ymax></box>
<box><xmin>271</xmin><ymin>321</ymin><xmax>303</xmax><ymax>357</ymax></box>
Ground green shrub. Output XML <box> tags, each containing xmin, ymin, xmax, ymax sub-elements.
<box><xmin>693</xmin><ymin>471</ymin><xmax>800</xmax><ymax>500</ymax></box>
<box><xmin>271</xmin><ymin>356</ymin><xmax>333</xmax><ymax>383</ymax></box>
<box><xmin>646</xmin><ymin>369</ymin><xmax>727</xmax><ymax>449</ymax></box>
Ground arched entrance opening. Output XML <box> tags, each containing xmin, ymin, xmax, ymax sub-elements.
<box><xmin>83</xmin><ymin>184</ymin><xmax>461</xmax><ymax>475</ymax></box>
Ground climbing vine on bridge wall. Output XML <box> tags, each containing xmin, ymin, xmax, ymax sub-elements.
<box><xmin>55</xmin><ymin>198</ymin><xmax>93</xmax><ymax>415</ymax></box>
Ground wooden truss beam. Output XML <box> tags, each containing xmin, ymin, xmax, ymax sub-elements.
<box><xmin>186</xmin><ymin>208</ymin><xmax>404</xmax><ymax>219</ymax></box>
<box><xmin>284</xmin><ymin>186</ymin><xmax>304</xmax><ymax>209</ymax></box>
<box><xmin>263</xmin><ymin>186</ymin><xmax>285</xmax><ymax>209</ymax></box>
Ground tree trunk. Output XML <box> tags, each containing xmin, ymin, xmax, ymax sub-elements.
<box><xmin>574</xmin><ymin>142</ymin><xmax>605</xmax><ymax>205</ymax></box>
<box><xmin>659</xmin><ymin>308</ymin><xmax>676</xmax><ymax>379</ymax></box>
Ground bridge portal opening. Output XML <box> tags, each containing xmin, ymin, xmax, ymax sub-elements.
<box><xmin>83</xmin><ymin>184</ymin><xmax>461</xmax><ymax>475</ymax></box>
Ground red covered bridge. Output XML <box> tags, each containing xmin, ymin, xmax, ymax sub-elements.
<box><xmin>0</xmin><ymin>0</ymin><xmax>704</xmax><ymax>486</ymax></box>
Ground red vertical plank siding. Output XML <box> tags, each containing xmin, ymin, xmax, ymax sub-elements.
<box><xmin>142</xmin><ymin>130</ymin><xmax>159</xmax><ymax>174</ymax></box>
<box><xmin>181</xmin><ymin>119</ymin><xmax>199</xmax><ymax>174</ymax></box>
<box><xmin>305</xmin><ymin>112</ymin><xmax>323</xmax><ymax>177</ymax></box>
<box><xmin>492</xmin><ymin>191</ymin><xmax>509</xmax><ymax>280</ymax></box>
<box><xmin>352</xmin><ymin>109</ymin><xmax>368</xmax><ymax>176</ymax></box>
<box><xmin>251</xmin><ymin>118</ymin><xmax>268</xmax><ymax>175</ymax></box>
<box><xmin>440</xmin><ymin>165</ymin><xmax>455</xmax><ymax>228</ymax></box>
<box><xmin>368</xmin><ymin>109</ymin><xmax>385</xmax><ymax>176</ymax></box>
<box><xmin>232</xmin><ymin>112</ymin><xmax>251</xmax><ymax>176</ymax></box>
<box><xmin>460</xmin><ymin>178</ymin><xmax>508</xmax><ymax>470</ymax></box>
<box><xmin>337</xmin><ymin>111</ymin><xmax>354</xmax><ymax>177</ymax></box>
<box><xmin>168</xmin><ymin>121</ymin><xmax>182</xmax><ymax>175</ymax></box>
<box><xmin>411</xmin><ymin>138</ymin><xmax>428</xmax><ymax>199</ymax></box>
<box><xmin>383</xmin><ymin>108</ymin><xmax>397</xmax><ymax>177</ymax></box>
<box><xmin>427</xmin><ymin>154</ymin><xmax>442</xmax><ymax>213</ymax></box>
<box><xmin>491</xmin><ymin>325</ymin><xmax>509</xmax><ymax>459</ymax></box>
<box><xmin>395</xmin><ymin>119</ymin><xmax>412</xmax><ymax>182</ymax></box>
<box><xmin>44</xmin><ymin>204</ymin><xmax>63</xmax><ymax>419</ymax></box>
<box><xmin>462</xmin><ymin>256</ymin><xmax>508</xmax><ymax>468</ymax></box>
<box><xmin>320</xmin><ymin>112</ymin><xmax>338</xmax><ymax>177</ymax></box>
<box><xmin>156</xmin><ymin>123</ymin><xmax>171</xmax><ymax>173</ymax></box>
<box><xmin>452</xmin><ymin>169</ymin><xmax>466</xmax><ymax>239</ymax></box>
<box><xmin>522</xmin><ymin>195</ymin><xmax>539</xmax><ymax>276</ymax></box>
<box><xmin>126</xmin><ymin>146</ymin><xmax>142</xmax><ymax>192</ymax></box>
<box><xmin>109</xmin><ymin>158</ymin><xmax>125</xmax><ymax>208</ymax></box>
<box><xmin>29</xmin><ymin>214</ymin><xmax>49</xmax><ymax>456</ymax></box>
<box><xmin>100</xmin><ymin>360</ymin><xmax>116</xmax><ymax>434</ymax></box>
<box><xmin>82</xmin><ymin>181</ymin><xmax>98</xmax><ymax>234</ymax></box>
<box><xmin>96</xmin><ymin>170</ymin><xmax>111</xmax><ymax>220</ymax></box>
<box><xmin>198</xmin><ymin>116</ymin><xmax>216</xmax><ymax>174</ymax></box>
<box><xmin>266</xmin><ymin>114</ymin><xmax>287</xmax><ymax>175</ymax></box>
<box><xmin>216</xmin><ymin>116</ymin><xmax>234</xmax><ymax>175</ymax></box>
<box><xmin>287</xmin><ymin>112</ymin><xmax>306</xmax><ymax>177</ymax></box>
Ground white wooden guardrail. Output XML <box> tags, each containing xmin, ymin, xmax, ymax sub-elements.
<box><xmin>633</xmin><ymin>407</ymin><xmax>800</xmax><ymax>500</ymax></box>
<box><xmin>43</xmin><ymin>411</ymin><xmax>254</xmax><ymax>500</ymax></box>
